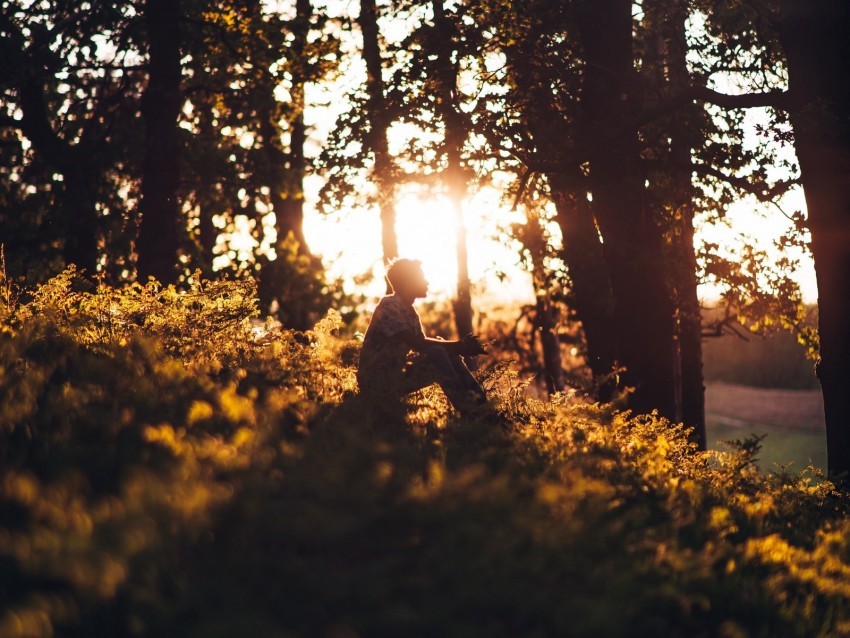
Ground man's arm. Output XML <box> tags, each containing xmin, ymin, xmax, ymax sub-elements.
<box><xmin>400</xmin><ymin>332</ymin><xmax>486</xmax><ymax>356</ymax></box>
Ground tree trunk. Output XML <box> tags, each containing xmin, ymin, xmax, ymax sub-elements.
<box><xmin>534</xmin><ymin>287</ymin><xmax>566</xmax><ymax>394</ymax></box>
<box><xmin>275</xmin><ymin>0</ymin><xmax>311</xmax><ymax>255</ymax></box>
<box><xmin>136</xmin><ymin>0</ymin><xmax>183</xmax><ymax>285</ymax></box>
<box><xmin>431</xmin><ymin>0</ymin><xmax>474</xmax><ymax>339</ymax></box>
<box><xmin>774</xmin><ymin>0</ymin><xmax>850</xmax><ymax>479</ymax></box>
<box><xmin>576</xmin><ymin>0</ymin><xmax>678</xmax><ymax>419</ymax></box>
<box><xmin>358</xmin><ymin>0</ymin><xmax>398</xmax><ymax>267</ymax></box>
<box><xmin>61</xmin><ymin>163</ymin><xmax>101</xmax><ymax>275</ymax></box>
<box><xmin>650</xmin><ymin>0</ymin><xmax>707</xmax><ymax>447</ymax></box>
<box><xmin>548</xmin><ymin>176</ymin><xmax>618</xmax><ymax>398</ymax></box>
<box><xmin>13</xmin><ymin>56</ymin><xmax>101</xmax><ymax>275</ymax></box>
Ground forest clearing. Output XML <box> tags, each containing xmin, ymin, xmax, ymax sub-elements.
<box><xmin>3</xmin><ymin>0</ymin><xmax>850</xmax><ymax>635</ymax></box>
<box><xmin>705</xmin><ymin>382</ymin><xmax>827</xmax><ymax>473</ymax></box>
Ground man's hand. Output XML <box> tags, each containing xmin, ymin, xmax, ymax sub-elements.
<box><xmin>460</xmin><ymin>333</ymin><xmax>487</xmax><ymax>356</ymax></box>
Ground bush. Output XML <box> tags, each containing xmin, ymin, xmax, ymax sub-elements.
<box><xmin>0</xmin><ymin>270</ymin><xmax>848</xmax><ymax>637</ymax></box>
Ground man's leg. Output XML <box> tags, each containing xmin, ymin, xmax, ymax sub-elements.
<box><xmin>408</xmin><ymin>346</ymin><xmax>486</xmax><ymax>413</ymax></box>
<box><xmin>449</xmin><ymin>355</ymin><xmax>487</xmax><ymax>401</ymax></box>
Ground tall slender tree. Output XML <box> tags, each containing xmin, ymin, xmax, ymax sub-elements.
<box><xmin>428</xmin><ymin>0</ymin><xmax>474</xmax><ymax>338</ymax></box>
<box><xmin>358</xmin><ymin>0</ymin><xmax>399</xmax><ymax>266</ymax></box>
<box><xmin>641</xmin><ymin>0</ymin><xmax>708</xmax><ymax>446</ymax></box>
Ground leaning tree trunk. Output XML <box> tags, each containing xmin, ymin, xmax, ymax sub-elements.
<box><xmin>775</xmin><ymin>0</ymin><xmax>850</xmax><ymax>479</ymax></box>
<box><xmin>576</xmin><ymin>0</ymin><xmax>678</xmax><ymax>420</ymax></box>
<box><xmin>136</xmin><ymin>0</ymin><xmax>183</xmax><ymax>285</ymax></box>
<box><xmin>359</xmin><ymin>0</ymin><xmax>398</xmax><ymax>268</ymax></box>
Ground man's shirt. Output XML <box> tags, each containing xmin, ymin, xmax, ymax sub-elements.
<box><xmin>357</xmin><ymin>294</ymin><xmax>425</xmax><ymax>391</ymax></box>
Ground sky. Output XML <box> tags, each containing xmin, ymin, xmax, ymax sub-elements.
<box><xmin>295</xmin><ymin>0</ymin><xmax>818</xmax><ymax>309</ymax></box>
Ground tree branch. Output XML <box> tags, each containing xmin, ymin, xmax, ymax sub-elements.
<box><xmin>692</xmin><ymin>162</ymin><xmax>798</xmax><ymax>202</ymax></box>
<box><xmin>690</xmin><ymin>85</ymin><xmax>792</xmax><ymax>111</ymax></box>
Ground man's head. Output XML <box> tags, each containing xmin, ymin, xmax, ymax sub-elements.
<box><xmin>386</xmin><ymin>258</ymin><xmax>428</xmax><ymax>299</ymax></box>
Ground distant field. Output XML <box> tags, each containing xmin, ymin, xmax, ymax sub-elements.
<box><xmin>705</xmin><ymin>382</ymin><xmax>827</xmax><ymax>473</ymax></box>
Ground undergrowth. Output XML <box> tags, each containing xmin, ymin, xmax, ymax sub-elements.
<box><xmin>1</xmin><ymin>268</ymin><xmax>849</xmax><ymax>637</ymax></box>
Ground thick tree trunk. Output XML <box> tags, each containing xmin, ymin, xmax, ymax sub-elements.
<box><xmin>358</xmin><ymin>0</ymin><xmax>398</xmax><ymax>266</ymax></box>
<box><xmin>775</xmin><ymin>0</ymin><xmax>850</xmax><ymax>479</ymax></box>
<box><xmin>576</xmin><ymin>0</ymin><xmax>677</xmax><ymax>419</ymax></box>
<box><xmin>61</xmin><ymin>164</ymin><xmax>101</xmax><ymax>275</ymax></box>
<box><xmin>136</xmin><ymin>0</ymin><xmax>183</xmax><ymax>285</ymax></box>
<box><xmin>548</xmin><ymin>176</ymin><xmax>618</xmax><ymax>398</ymax></box>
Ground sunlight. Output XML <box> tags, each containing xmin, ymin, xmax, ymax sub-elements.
<box><xmin>303</xmin><ymin>181</ymin><xmax>535</xmax><ymax>306</ymax></box>
<box><xmin>394</xmin><ymin>193</ymin><xmax>458</xmax><ymax>296</ymax></box>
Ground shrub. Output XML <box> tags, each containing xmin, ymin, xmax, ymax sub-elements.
<box><xmin>0</xmin><ymin>270</ymin><xmax>848</xmax><ymax>637</ymax></box>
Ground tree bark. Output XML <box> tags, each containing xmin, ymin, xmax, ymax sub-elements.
<box><xmin>431</xmin><ymin>0</ymin><xmax>474</xmax><ymax>339</ymax></box>
<box><xmin>6</xmin><ymin>19</ymin><xmax>101</xmax><ymax>275</ymax></box>
<box><xmin>650</xmin><ymin>0</ymin><xmax>707</xmax><ymax>447</ymax></box>
<box><xmin>358</xmin><ymin>0</ymin><xmax>398</xmax><ymax>267</ymax></box>
<box><xmin>773</xmin><ymin>0</ymin><xmax>850</xmax><ymax>479</ymax></box>
<box><xmin>61</xmin><ymin>163</ymin><xmax>101</xmax><ymax>275</ymax></box>
<box><xmin>575</xmin><ymin>0</ymin><xmax>678</xmax><ymax>419</ymax></box>
<box><xmin>275</xmin><ymin>0</ymin><xmax>311</xmax><ymax>255</ymax></box>
<box><xmin>548</xmin><ymin>175</ymin><xmax>617</xmax><ymax>397</ymax></box>
<box><xmin>136</xmin><ymin>0</ymin><xmax>183</xmax><ymax>285</ymax></box>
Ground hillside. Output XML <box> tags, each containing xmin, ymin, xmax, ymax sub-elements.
<box><xmin>1</xmin><ymin>271</ymin><xmax>850</xmax><ymax>637</ymax></box>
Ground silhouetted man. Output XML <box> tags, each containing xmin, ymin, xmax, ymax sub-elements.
<box><xmin>357</xmin><ymin>258</ymin><xmax>487</xmax><ymax>414</ymax></box>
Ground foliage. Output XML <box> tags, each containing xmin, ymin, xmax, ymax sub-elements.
<box><xmin>1</xmin><ymin>275</ymin><xmax>849</xmax><ymax>637</ymax></box>
<box><xmin>0</xmin><ymin>0</ymin><xmax>340</xmax><ymax>286</ymax></box>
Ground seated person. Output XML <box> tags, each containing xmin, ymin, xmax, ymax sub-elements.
<box><xmin>357</xmin><ymin>258</ymin><xmax>488</xmax><ymax>414</ymax></box>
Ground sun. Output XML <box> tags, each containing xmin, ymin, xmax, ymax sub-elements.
<box><xmin>394</xmin><ymin>193</ymin><xmax>459</xmax><ymax>297</ymax></box>
<box><xmin>302</xmin><ymin>179</ymin><xmax>535</xmax><ymax>305</ymax></box>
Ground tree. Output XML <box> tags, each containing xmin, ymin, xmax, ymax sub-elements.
<box><xmin>0</xmin><ymin>2</ymin><xmax>142</xmax><ymax>279</ymax></box>
<box><xmin>136</xmin><ymin>0</ymin><xmax>184</xmax><ymax>284</ymax></box>
<box><xmin>462</xmin><ymin>0</ymin><xmax>681</xmax><ymax>418</ymax></box>
<box><xmin>462</xmin><ymin>0</ymin><xmax>621</xmax><ymax>398</ymax></box>
<box><xmin>769</xmin><ymin>0</ymin><xmax>850</xmax><ymax>479</ymax></box>
<box><xmin>690</xmin><ymin>0</ymin><xmax>850</xmax><ymax>477</ymax></box>
<box><xmin>640</xmin><ymin>0</ymin><xmax>708</xmax><ymax>446</ymax></box>
<box><xmin>424</xmin><ymin>0</ymin><xmax>475</xmax><ymax>338</ymax></box>
<box><xmin>358</xmin><ymin>0</ymin><xmax>399</xmax><ymax>266</ymax></box>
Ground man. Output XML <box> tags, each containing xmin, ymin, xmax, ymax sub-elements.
<box><xmin>357</xmin><ymin>258</ymin><xmax>488</xmax><ymax>414</ymax></box>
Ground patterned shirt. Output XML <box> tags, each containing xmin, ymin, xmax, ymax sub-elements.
<box><xmin>357</xmin><ymin>294</ymin><xmax>425</xmax><ymax>391</ymax></box>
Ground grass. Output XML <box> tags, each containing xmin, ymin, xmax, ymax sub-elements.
<box><xmin>707</xmin><ymin>421</ymin><xmax>827</xmax><ymax>474</ymax></box>
<box><xmin>705</xmin><ymin>382</ymin><xmax>827</xmax><ymax>473</ymax></box>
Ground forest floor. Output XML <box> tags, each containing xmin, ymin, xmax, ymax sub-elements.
<box><xmin>705</xmin><ymin>382</ymin><xmax>827</xmax><ymax>472</ymax></box>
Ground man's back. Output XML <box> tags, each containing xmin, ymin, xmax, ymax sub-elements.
<box><xmin>357</xmin><ymin>294</ymin><xmax>424</xmax><ymax>392</ymax></box>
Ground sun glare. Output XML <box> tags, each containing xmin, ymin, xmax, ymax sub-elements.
<box><xmin>394</xmin><ymin>194</ymin><xmax>459</xmax><ymax>296</ymax></box>
<box><xmin>303</xmin><ymin>179</ymin><xmax>534</xmax><ymax>306</ymax></box>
